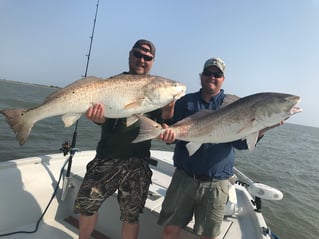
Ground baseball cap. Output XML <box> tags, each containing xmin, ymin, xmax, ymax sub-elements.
<box><xmin>131</xmin><ymin>39</ymin><xmax>156</xmax><ymax>57</ymax></box>
<box><xmin>203</xmin><ymin>57</ymin><xmax>225</xmax><ymax>73</ymax></box>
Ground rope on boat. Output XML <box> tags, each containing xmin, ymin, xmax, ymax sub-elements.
<box><xmin>0</xmin><ymin>158</ymin><xmax>69</xmax><ymax>236</ymax></box>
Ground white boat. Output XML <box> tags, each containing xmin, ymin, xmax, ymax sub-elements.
<box><xmin>0</xmin><ymin>149</ymin><xmax>282</xmax><ymax>239</ymax></box>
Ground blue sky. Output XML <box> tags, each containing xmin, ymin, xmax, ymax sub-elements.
<box><xmin>1</xmin><ymin>0</ymin><xmax>318</xmax><ymax>128</ymax></box>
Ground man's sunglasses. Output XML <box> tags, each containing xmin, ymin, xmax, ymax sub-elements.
<box><xmin>202</xmin><ymin>70</ymin><xmax>224</xmax><ymax>78</ymax></box>
<box><xmin>132</xmin><ymin>51</ymin><xmax>153</xmax><ymax>61</ymax></box>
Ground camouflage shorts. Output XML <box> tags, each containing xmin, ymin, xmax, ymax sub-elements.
<box><xmin>74</xmin><ymin>156</ymin><xmax>152</xmax><ymax>223</ymax></box>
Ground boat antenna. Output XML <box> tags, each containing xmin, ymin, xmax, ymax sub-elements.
<box><xmin>61</xmin><ymin>0</ymin><xmax>100</xmax><ymax>201</ymax></box>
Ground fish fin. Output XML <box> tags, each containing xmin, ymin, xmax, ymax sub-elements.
<box><xmin>186</xmin><ymin>142</ymin><xmax>202</xmax><ymax>156</ymax></box>
<box><xmin>220</xmin><ymin>94</ymin><xmax>240</xmax><ymax>108</ymax></box>
<box><xmin>132</xmin><ymin>114</ymin><xmax>163</xmax><ymax>143</ymax></box>
<box><xmin>124</xmin><ymin>99</ymin><xmax>146</xmax><ymax>109</ymax></box>
<box><xmin>0</xmin><ymin>108</ymin><xmax>33</xmax><ymax>145</ymax></box>
<box><xmin>62</xmin><ymin>113</ymin><xmax>82</xmax><ymax>127</ymax></box>
<box><xmin>126</xmin><ymin>115</ymin><xmax>138</xmax><ymax>127</ymax></box>
<box><xmin>244</xmin><ymin>132</ymin><xmax>259</xmax><ymax>150</ymax></box>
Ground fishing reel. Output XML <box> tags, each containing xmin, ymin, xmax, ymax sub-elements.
<box><xmin>60</xmin><ymin>141</ymin><xmax>72</xmax><ymax>156</ymax></box>
<box><xmin>60</xmin><ymin>140</ymin><xmax>79</xmax><ymax>156</ymax></box>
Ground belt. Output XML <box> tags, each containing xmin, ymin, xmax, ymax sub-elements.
<box><xmin>182</xmin><ymin>170</ymin><xmax>219</xmax><ymax>182</ymax></box>
<box><xmin>98</xmin><ymin>156</ymin><xmax>158</xmax><ymax>166</ymax></box>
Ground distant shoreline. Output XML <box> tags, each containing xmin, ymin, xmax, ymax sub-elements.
<box><xmin>0</xmin><ymin>78</ymin><xmax>60</xmax><ymax>89</ymax></box>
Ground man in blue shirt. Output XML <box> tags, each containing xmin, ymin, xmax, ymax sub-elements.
<box><xmin>158</xmin><ymin>57</ymin><xmax>279</xmax><ymax>239</ymax></box>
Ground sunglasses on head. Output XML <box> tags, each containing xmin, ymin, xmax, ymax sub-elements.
<box><xmin>132</xmin><ymin>51</ymin><xmax>153</xmax><ymax>61</ymax></box>
<box><xmin>202</xmin><ymin>70</ymin><xmax>224</xmax><ymax>78</ymax></box>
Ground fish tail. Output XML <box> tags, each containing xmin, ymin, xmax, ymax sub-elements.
<box><xmin>0</xmin><ymin>108</ymin><xmax>34</xmax><ymax>145</ymax></box>
<box><xmin>132</xmin><ymin>114</ymin><xmax>163</xmax><ymax>143</ymax></box>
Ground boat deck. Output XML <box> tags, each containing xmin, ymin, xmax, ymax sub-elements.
<box><xmin>0</xmin><ymin>150</ymin><xmax>270</xmax><ymax>239</ymax></box>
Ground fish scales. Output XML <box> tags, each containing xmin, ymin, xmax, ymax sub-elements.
<box><xmin>0</xmin><ymin>74</ymin><xmax>186</xmax><ymax>145</ymax></box>
<box><xmin>133</xmin><ymin>92</ymin><xmax>302</xmax><ymax>156</ymax></box>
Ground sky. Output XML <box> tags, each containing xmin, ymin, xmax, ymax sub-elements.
<box><xmin>0</xmin><ymin>0</ymin><xmax>318</xmax><ymax>128</ymax></box>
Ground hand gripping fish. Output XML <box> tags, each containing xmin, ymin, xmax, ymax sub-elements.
<box><xmin>132</xmin><ymin>92</ymin><xmax>302</xmax><ymax>156</ymax></box>
<box><xmin>1</xmin><ymin>73</ymin><xmax>186</xmax><ymax>145</ymax></box>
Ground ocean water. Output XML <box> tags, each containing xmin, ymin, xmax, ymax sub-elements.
<box><xmin>0</xmin><ymin>79</ymin><xmax>318</xmax><ymax>239</ymax></box>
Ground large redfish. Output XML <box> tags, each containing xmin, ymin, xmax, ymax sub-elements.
<box><xmin>1</xmin><ymin>73</ymin><xmax>186</xmax><ymax>145</ymax></box>
<box><xmin>132</xmin><ymin>92</ymin><xmax>302</xmax><ymax>156</ymax></box>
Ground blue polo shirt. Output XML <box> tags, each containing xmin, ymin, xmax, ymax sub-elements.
<box><xmin>172</xmin><ymin>89</ymin><xmax>248</xmax><ymax>179</ymax></box>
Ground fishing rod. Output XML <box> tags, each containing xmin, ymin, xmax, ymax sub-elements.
<box><xmin>0</xmin><ymin>2</ymin><xmax>101</xmax><ymax>237</ymax></box>
<box><xmin>61</xmin><ymin>0</ymin><xmax>100</xmax><ymax>201</ymax></box>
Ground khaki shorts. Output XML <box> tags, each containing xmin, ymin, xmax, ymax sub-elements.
<box><xmin>158</xmin><ymin>168</ymin><xmax>229</xmax><ymax>237</ymax></box>
<box><xmin>74</xmin><ymin>156</ymin><xmax>152</xmax><ymax>223</ymax></box>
